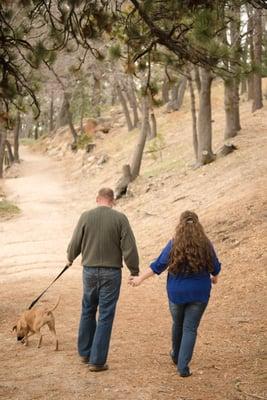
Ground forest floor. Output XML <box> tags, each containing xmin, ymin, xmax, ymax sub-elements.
<box><xmin>0</xmin><ymin>84</ymin><xmax>266</xmax><ymax>400</ymax></box>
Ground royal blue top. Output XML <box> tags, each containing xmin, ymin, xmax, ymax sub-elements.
<box><xmin>150</xmin><ymin>240</ymin><xmax>221</xmax><ymax>304</ymax></box>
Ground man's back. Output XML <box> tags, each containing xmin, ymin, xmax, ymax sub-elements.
<box><xmin>67</xmin><ymin>206</ymin><xmax>139</xmax><ymax>275</ymax></box>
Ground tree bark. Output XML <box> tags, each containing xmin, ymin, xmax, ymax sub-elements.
<box><xmin>49</xmin><ymin>92</ymin><xmax>54</xmax><ymax>134</ymax></box>
<box><xmin>247</xmin><ymin>5</ymin><xmax>254</xmax><ymax>101</ymax></box>
<box><xmin>224</xmin><ymin>80</ymin><xmax>237</xmax><ymax>139</ymax></box>
<box><xmin>114</xmin><ymin>164</ymin><xmax>132</xmax><ymax>199</ymax></box>
<box><xmin>92</xmin><ymin>73</ymin><xmax>101</xmax><ymax>117</ymax></box>
<box><xmin>62</xmin><ymin>92</ymin><xmax>78</xmax><ymax>144</ymax></box>
<box><xmin>34</xmin><ymin>123</ymin><xmax>39</xmax><ymax>140</ymax></box>
<box><xmin>57</xmin><ymin>94</ymin><xmax>69</xmax><ymax>128</ymax></box>
<box><xmin>166</xmin><ymin>77</ymin><xmax>187</xmax><ymax>112</ymax></box>
<box><xmin>130</xmin><ymin>95</ymin><xmax>149</xmax><ymax>180</ymax></box>
<box><xmin>5</xmin><ymin>139</ymin><xmax>14</xmax><ymax>165</ymax></box>
<box><xmin>149</xmin><ymin>109</ymin><xmax>157</xmax><ymax>140</ymax></box>
<box><xmin>0</xmin><ymin>131</ymin><xmax>7</xmax><ymax>178</ymax></box>
<box><xmin>162</xmin><ymin>75</ymin><xmax>170</xmax><ymax>104</ymax></box>
<box><xmin>80</xmin><ymin>86</ymin><xmax>85</xmax><ymax>134</ymax></box>
<box><xmin>224</xmin><ymin>6</ymin><xmax>241</xmax><ymax>140</ymax></box>
<box><xmin>252</xmin><ymin>8</ymin><xmax>263</xmax><ymax>112</ymax></box>
<box><xmin>126</xmin><ymin>76</ymin><xmax>139</xmax><ymax>128</ymax></box>
<box><xmin>240</xmin><ymin>79</ymin><xmax>247</xmax><ymax>95</ymax></box>
<box><xmin>115</xmin><ymin>80</ymin><xmax>134</xmax><ymax>132</ymax></box>
<box><xmin>187</xmin><ymin>67</ymin><xmax>198</xmax><ymax>160</ymax></box>
<box><xmin>197</xmin><ymin>68</ymin><xmax>214</xmax><ymax>165</ymax></box>
<box><xmin>14</xmin><ymin>112</ymin><xmax>21</xmax><ymax>163</ymax></box>
<box><xmin>194</xmin><ymin>66</ymin><xmax>201</xmax><ymax>93</ymax></box>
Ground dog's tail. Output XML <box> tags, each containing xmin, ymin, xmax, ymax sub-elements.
<box><xmin>49</xmin><ymin>296</ymin><xmax>60</xmax><ymax>312</ymax></box>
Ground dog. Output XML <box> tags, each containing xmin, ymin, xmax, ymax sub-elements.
<box><xmin>12</xmin><ymin>297</ymin><xmax>60</xmax><ymax>351</ymax></box>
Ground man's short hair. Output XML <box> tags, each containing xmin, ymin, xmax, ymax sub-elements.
<box><xmin>98</xmin><ymin>188</ymin><xmax>114</xmax><ymax>201</ymax></box>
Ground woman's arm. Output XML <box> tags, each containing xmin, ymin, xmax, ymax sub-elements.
<box><xmin>129</xmin><ymin>240</ymin><xmax>173</xmax><ymax>287</ymax></box>
<box><xmin>128</xmin><ymin>267</ymin><xmax>155</xmax><ymax>286</ymax></box>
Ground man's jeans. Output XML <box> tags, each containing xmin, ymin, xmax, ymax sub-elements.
<box><xmin>78</xmin><ymin>267</ymin><xmax>121</xmax><ymax>365</ymax></box>
<box><xmin>169</xmin><ymin>301</ymin><xmax>207</xmax><ymax>375</ymax></box>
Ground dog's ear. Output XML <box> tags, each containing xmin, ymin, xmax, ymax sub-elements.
<box><xmin>12</xmin><ymin>325</ymin><xmax>17</xmax><ymax>332</ymax></box>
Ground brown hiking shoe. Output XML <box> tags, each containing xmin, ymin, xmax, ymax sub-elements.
<box><xmin>89</xmin><ymin>364</ymin><xmax>109</xmax><ymax>372</ymax></box>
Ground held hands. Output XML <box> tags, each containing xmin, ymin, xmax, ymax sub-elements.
<box><xmin>128</xmin><ymin>275</ymin><xmax>143</xmax><ymax>287</ymax></box>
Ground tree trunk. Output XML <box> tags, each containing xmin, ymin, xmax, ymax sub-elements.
<box><xmin>194</xmin><ymin>66</ymin><xmax>201</xmax><ymax>93</ymax></box>
<box><xmin>240</xmin><ymin>79</ymin><xmax>247</xmax><ymax>95</ymax></box>
<box><xmin>49</xmin><ymin>92</ymin><xmax>54</xmax><ymax>134</ymax></box>
<box><xmin>224</xmin><ymin>5</ymin><xmax>241</xmax><ymax>140</ymax></box>
<box><xmin>231</xmin><ymin>8</ymin><xmax>241</xmax><ymax>132</ymax></box>
<box><xmin>5</xmin><ymin>139</ymin><xmax>14</xmax><ymax>165</ymax></box>
<box><xmin>247</xmin><ymin>5</ymin><xmax>254</xmax><ymax>101</ymax></box>
<box><xmin>92</xmin><ymin>74</ymin><xmax>101</xmax><ymax>118</ymax></box>
<box><xmin>0</xmin><ymin>131</ymin><xmax>7</xmax><ymax>178</ymax></box>
<box><xmin>62</xmin><ymin>92</ymin><xmax>78</xmax><ymax>144</ymax></box>
<box><xmin>166</xmin><ymin>77</ymin><xmax>187</xmax><ymax>112</ymax></box>
<box><xmin>14</xmin><ymin>112</ymin><xmax>21</xmax><ymax>163</ymax></box>
<box><xmin>130</xmin><ymin>95</ymin><xmax>149</xmax><ymax>180</ymax></box>
<box><xmin>162</xmin><ymin>75</ymin><xmax>170</xmax><ymax>104</ymax></box>
<box><xmin>252</xmin><ymin>8</ymin><xmax>263</xmax><ymax>112</ymax></box>
<box><xmin>224</xmin><ymin>80</ymin><xmax>236</xmax><ymax>139</ymax></box>
<box><xmin>80</xmin><ymin>86</ymin><xmax>85</xmax><ymax>134</ymax></box>
<box><xmin>187</xmin><ymin>67</ymin><xmax>198</xmax><ymax>160</ymax></box>
<box><xmin>126</xmin><ymin>76</ymin><xmax>139</xmax><ymax>128</ymax></box>
<box><xmin>34</xmin><ymin>123</ymin><xmax>39</xmax><ymax>140</ymax></box>
<box><xmin>233</xmin><ymin>79</ymin><xmax>241</xmax><ymax>131</ymax></box>
<box><xmin>197</xmin><ymin>68</ymin><xmax>214</xmax><ymax>165</ymax></box>
<box><xmin>149</xmin><ymin>110</ymin><xmax>157</xmax><ymax>140</ymax></box>
<box><xmin>57</xmin><ymin>94</ymin><xmax>69</xmax><ymax>128</ymax></box>
<box><xmin>115</xmin><ymin>81</ymin><xmax>134</xmax><ymax>132</ymax></box>
<box><xmin>114</xmin><ymin>164</ymin><xmax>132</xmax><ymax>199</ymax></box>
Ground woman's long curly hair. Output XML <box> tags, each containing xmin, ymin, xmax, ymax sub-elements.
<box><xmin>168</xmin><ymin>210</ymin><xmax>214</xmax><ymax>275</ymax></box>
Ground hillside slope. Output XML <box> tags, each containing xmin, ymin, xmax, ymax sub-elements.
<box><xmin>0</xmin><ymin>81</ymin><xmax>266</xmax><ymax>400</ymax></box>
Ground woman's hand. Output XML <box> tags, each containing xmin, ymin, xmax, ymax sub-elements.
<box><xmin>211</xmin><ymin>275</ymin><xmax>218</xmax><ymax>284</ymax></box>
<box><xmin>128</xmin><ymin>275</ymin><xmax>143</xmax><ymax>287</ymax></box>
<box><xmin>128</xmin><ymin>267</ymin><xmax>155</xmax><ymax>287</ymax></box>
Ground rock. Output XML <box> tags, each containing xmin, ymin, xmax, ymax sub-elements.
<box><xmin>97</xmin><ymin>154</ymin><xmax>109</xmax><ymax>165</ymax></box>
<box><xmin>96</xmin><ymin>123</ymin><xmax>111</xmax><ymax>134</ymax></box>
<box><xmin>85</xmin><ymin>143</ymin><xmax>96</xmax><ymax>153</ymax></box>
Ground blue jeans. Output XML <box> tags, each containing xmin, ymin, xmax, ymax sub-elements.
<box><xmin>169</xmin><ymin>301</ymin><xmax>207</xmax><ymax>375</ymax></box>
<box><xmin>78</xmin><ymin>267</ymin><xmax>121</xmax><ymax>365</ymax></box>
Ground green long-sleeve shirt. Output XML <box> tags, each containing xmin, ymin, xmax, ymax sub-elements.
<box><xmin>67</xmin><ymin>206</ymin><xmax>139</xmax><ymax>276</ymax></box>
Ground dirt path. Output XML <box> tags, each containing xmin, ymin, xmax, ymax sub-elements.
<box><xmin>1</xmin><ymin>147</ymin><xmax>77</xmax><ymax>281</ymax></box>
<box><xmin>0</xmin><ymin>146</ymin><xmax>266</xmax><ymax>400</ymax></box>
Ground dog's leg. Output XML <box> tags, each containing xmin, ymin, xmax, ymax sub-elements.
<box><xmin>47</xmin><ymin>320</ymin><xmax>58</xmax><ymax>351</ymax></box>
<box><xmin>24</xmin><ymin>335</ymin><xmax>29</xmax><ymax>346</ymax></box>
<box><xmin>36</xmin><ymin>331</ymin><xmax>43</xmax><ymax>348</ymax></box>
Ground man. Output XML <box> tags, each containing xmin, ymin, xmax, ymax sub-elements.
<box><xmin>67</xmin><ymin>187</ymin><xmax>139</xmax><ymax>372</ymax></box>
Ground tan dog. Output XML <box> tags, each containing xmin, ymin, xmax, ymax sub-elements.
<box><xmin>13</xmin><ymin>297</ymin><xmax>60</xmax><ymax>350</ymax></box>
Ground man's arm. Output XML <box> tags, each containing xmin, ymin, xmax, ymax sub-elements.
<box><xmin>120</xmin><ymin>215</ymin><xmax>139</xmax><ymax>276</ymax></box>
<box><xmin>67</xmin><ymin>213</ymin><xmax>85</xmax><ymax>264</ymax></box>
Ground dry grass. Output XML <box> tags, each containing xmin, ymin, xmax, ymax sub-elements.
<box><xmin>0</xmin><ymin>198</ymin><xmax>20</xmax><ymax>220</ymax></box>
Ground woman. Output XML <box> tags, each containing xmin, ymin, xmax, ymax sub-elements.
<box><xmin>129</xmin><ymin>210</ymin><xmax>221</xmax><ymax>377</ymax></box>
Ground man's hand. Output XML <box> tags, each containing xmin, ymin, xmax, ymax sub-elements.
<box><xmin>128</xmin><ymin>275</ymin><xmax>143</xmax><ymax>287</ymax></box>
<box><xmin>66</xmin><ymin>260</ymin><xmax>73</xmax><ymax>267</ymax></box>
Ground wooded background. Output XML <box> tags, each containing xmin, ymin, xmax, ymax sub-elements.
<box><xmin>0</xmin><ymin>0</ymin><xmax>266</xmax><ymax>181</ymax></box>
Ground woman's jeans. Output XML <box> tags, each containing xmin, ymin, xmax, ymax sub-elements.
<box><xmin>78</xmin><ymin>267</ymin><xmax>121</xmax><ymax>365</ymax></box>
<box><xmin>169</xmin><ymin>301</ymin><xmax>207</xmax><ymax>375</ymax></box>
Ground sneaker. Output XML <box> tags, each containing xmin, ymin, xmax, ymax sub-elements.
<box><xmin>89</xmin><ymin>364</ymin><xmax>109</xmax><ymax>372</ymax></box>
<box><xmin>80</xmin><ymin>356</ymin><xmax>89</xmax><ymax>364</ymax></box>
